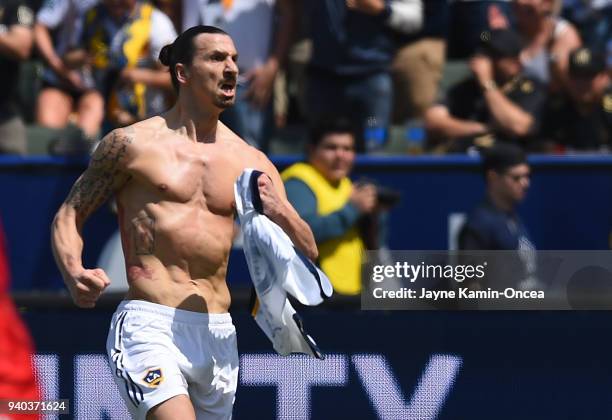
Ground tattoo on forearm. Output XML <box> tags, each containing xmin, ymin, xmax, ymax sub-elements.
<box><xmin>131</xmin><ymin>215</ymin><xmax>155</xmax><ymax>255</ymax></box>
<box><xmin>66</xmin><ymin>128</ymin><xmax>133</xmax><ymax>220</ymax></box>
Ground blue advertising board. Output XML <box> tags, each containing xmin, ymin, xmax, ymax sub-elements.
<box><xmin>2</xmin><ymin>155</ymin><xmax>612</xmax><ymax>291</ymax></box>
<box><xmin>23</xmin><ymin>308</ymin><xmax>612</xmax><ymax>419</ymax></box>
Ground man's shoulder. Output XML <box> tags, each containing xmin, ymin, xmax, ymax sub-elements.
<box><xmin>218</xmin><ymin>122</ymin><xmax>265</xmax><ymax>159</ymax></box>
<box><xmin>132</xmin><ymin>115</ymin><xmax>166</xmax><ymax>131</ymax></box>
<box><xmin>94</xmin><ymin>127</ymin><xmax>137</xmax><ymax>162</ymax></box>
<box><xmin>117</xmin><ymin>117</ymin><xmax>166</xmax><ymax>142</ymax></box>
<box><xmin>99</xmin><ymin>118</ymin><xmax>165</xmax><ymax>154</ymax></box>
<box><xmin>465</xmin><ymin>202</ymin><xmax>503</xmax><ymax>229</ymax></box>
<box><xmin>218</xmin><ymin>121</ymin><xmax>247</xmax><ymax>143</ymax></box>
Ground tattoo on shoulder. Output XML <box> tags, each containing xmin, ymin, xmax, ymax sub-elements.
<box><xmin>90</xmin><ymin>127</ymin><xmax>134</xmax><ymax>169</ymax></box>
<box><xmin>66</xmin><ymin>129</ymin><xmax>134</xmax><ymax>219</ymax></box>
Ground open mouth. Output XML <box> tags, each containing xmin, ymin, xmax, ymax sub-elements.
<box><xmin>220</xmin><ymin>83</ymin><xmax>235</xmax><ymax>95</ymax></box>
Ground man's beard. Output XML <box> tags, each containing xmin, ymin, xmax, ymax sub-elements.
<box><xmin>214</xmin><ymin>95</ymin><xmax>236</xmax><ymax>109</ymax></box>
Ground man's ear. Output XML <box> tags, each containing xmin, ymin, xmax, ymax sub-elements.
<box><xmin>306</xmin><ymin>143</ymin><xmax>315</xmax><ymax>160</ymax></box>
<box><xmin>485</xmin><ymin>169</ymin><xmax>496</xmax><ymax>184</ymax></box>
<box><xmin>176</xmin><ymin>63</ymin><xmax>189</xmax><ymax>84</ymax></box>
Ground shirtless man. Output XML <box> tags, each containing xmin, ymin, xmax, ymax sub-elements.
<box><xmin>51</xmin><ymin>25</ymin><xmax>317</xmax><ymax>420</ymax></box>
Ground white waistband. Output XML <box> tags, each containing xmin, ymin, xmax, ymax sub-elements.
<box><xmin>116</xmin><ymin>300</ymin><xmax>232</xmax><ymax>325</ymax></box>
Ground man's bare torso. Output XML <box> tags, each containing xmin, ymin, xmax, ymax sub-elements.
<box><xmin>116</xmin><ymin>116</ymin><xmax>268</xmax><ymax>313</ymax></box>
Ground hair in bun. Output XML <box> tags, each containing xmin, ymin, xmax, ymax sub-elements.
<box><xmin>159</xmin><ymin>44</ymin><xmax>172</xmax><ymax>66</ymax></box>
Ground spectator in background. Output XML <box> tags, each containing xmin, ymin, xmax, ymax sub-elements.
<box><xmin>448</xmin><ymin>0</ymin><xmax>513</xmax><ymax>59</ymax></box>
<box><xmin>182</xmin><ymin>0</ymin><xmax>297</xmax><ymax>152</ymax></box>
<box><xmin>34</xmin><ymin>0</ymin><xmax>103</xmax><ymax>146</ymax></box>
<box><xmin>391</xmin><ymin>0</ymin><xmax>446</xmax><ymax>122</ymax></box>
<box><xmin>0</xmin><ymin>217</ymin><xmax>40</xmax><ymax>419</ymax></box>
<box><xmin>511</xmin><ymin>0</ymin><xmax>581</xmax><ymax>92</ymax></box>
<box><xmin>542</xmin><ymin>47</ymin><xmax>611</xmax><ymax>151</ymax></box>
<box><xmin>281</xmin><ymin>117</ymin><xmax>377</xmax><ymax>296</ymax></box>
<box><xmin>460</xmin><ymin>144</ymin><xmax>533</xmax><ymax>250</ymax></box>
<box><xmin>69</xmin><ymin>0</ymin><xmax>176</xmax><ymax>129</ymax></box>
<box><xmin>425</xmin><ymin>29</ymin><xmax>546</xmax><ymax>152</ymax></box>
<box><xmin>459</xmin><ymin>143</ymin><xmax>537</xmax><ymax>288</ymax></box>
<box><xmin>562</xmin><ymin>0</ymin><xmax>611</xmax><ymax>53</ymax></box>
<box><xmin>305</xmin><ymin>0</ymin><xmax>423</xmax><ymax>153</ymax></box>
<box><xmin>0</xmin><ymin>0</ymin><xmax>34</xmax><ymax>155</ymax></box>
<box><xmin>153</xmin><ymin>0</ymin><xmax>182</xmax><ymax>33</ymax></box>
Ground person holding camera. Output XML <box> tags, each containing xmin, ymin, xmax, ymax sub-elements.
<box><xmin>281</xmin><ymin>117</ymin><xmax>380</xmax><ymax>297</ymax></box>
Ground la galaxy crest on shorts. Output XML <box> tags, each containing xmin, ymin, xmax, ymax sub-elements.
<box><xmin>143</xmin><ymin>368</ymin><xmax>163</xmax><ymax>387</ymax></box>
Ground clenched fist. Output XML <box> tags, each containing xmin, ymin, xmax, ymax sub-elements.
<box><xmin>257</xmin><ymin>173</ymin><xmax>286</xmax><ymax>220</ymax></box>
<box><xmin>67</xmin><ymin>268</ymin><xmax>110</xmax><ymax>308</ymax></box>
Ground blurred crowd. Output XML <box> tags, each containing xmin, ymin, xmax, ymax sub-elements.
<box><xmin>0</xmin><ymin>0</ymin><xmax>610</xmax><ymax>156</ymax></box>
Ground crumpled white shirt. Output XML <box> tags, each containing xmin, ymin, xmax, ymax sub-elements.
<box><xmin>234</xmin><ymin>168</ymin><xmax>333</xmax><ymax>359</ymax></box>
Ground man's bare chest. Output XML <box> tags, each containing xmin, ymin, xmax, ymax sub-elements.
<box><xmin>127</xmin><ymin>144</ymin><xmax>242</xmax><ymax>215</ymax></box>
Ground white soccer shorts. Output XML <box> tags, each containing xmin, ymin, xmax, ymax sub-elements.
<box><xmin>106</xmin><ymin>300</ymin><xmax>239</xmax><ymax>419</ymax></box>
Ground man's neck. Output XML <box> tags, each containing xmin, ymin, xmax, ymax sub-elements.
<box><xmin>167</xmin><ymin>98</ymin><xmax>221</xmax><ymax>143</ymax></box>
<box><xmin>487</xmin><ymin>190</ymin><xmax>514</xmax><ymax>214</ymax></box>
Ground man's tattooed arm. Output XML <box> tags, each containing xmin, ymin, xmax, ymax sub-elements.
<box><xmin>66</xmin><ymin>127</ymin><xmax>133</xmax><ymax>225</ymax></box>
<box><xmin>51</xmin><ymin>127</ymin><xmax>134</xmax><ymax>281</ymax></box>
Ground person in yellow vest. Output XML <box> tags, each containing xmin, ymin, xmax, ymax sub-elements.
<box><xmin>281</xmin><ymin>117</ymin><xmax>378</xmax><ymax>296</ymax></box>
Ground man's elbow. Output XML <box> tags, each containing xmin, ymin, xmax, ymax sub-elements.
<box><xmin>53</xmin><ymin>204</ymin><xmax>84</xmax><ymax>233</ymax></box>
<box><xmin>16</xmin><ymin>46</ymin><xmax>31</xmax><ymax>61</ymax></box>
<box><xmin>12</xmin><ymin>38</ymin><xmax>32</xmax><ymax>60</ymax></box>
<box><xmin>51</xmin><ymin>212</ymin><xmax>60</xmax><ymax>236</ymax></box>
<box><xmin>50</xmin><ymin>210</ymin><xmax>66</xmax><ymax>248</ymax></box>
<box><xmin>302</xmin><ymin>226</ymin><xmax>319</xmax><ymax>261</ymax></box>
<box><xmin>424</xmin><ymin>107</ymin><xmax>450</xmax><ymax>138</ymax></box>
<box><xmin>304</xmin><ymin>223</ymin><xmax>319</xmax><ymax>261</ymax></box>
<box><xmin>11</xmin><ymin>30</ymin><xmax>33</xmax><ymax>60</ymax></box>
<box><xmin>307</xmin><ymin>244</ymin><xmax>319</xmax><ymax>262</ymax></box>
<box><xmin>506</xmin><ymin>116</ymin><xmax>534</xmax><ymax>137</ymax></box>
<box><xmin>424</xmin><ymin>108</ymin><xmax>439</xmax><ymax>130</ymax></box>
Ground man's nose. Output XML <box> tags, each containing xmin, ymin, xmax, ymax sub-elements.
<box><xmin>224</xmin><ymin>59</ymin><xmax>238</xmax><ymax>76</ymax></box>
<box><xmin>521</xmin><ymin>177</ymin><xmax>530</xmax><ymax>189</ymax></box>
